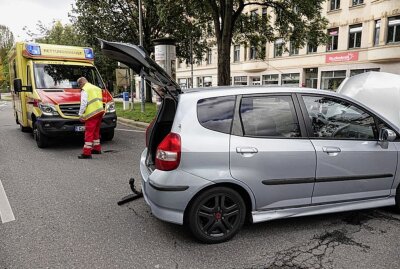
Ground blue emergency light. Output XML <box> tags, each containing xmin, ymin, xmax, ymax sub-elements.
<box><xmin>84</xmin><ymin>48</ymin><xmax>94</xmax><ymax>59</ymax></box>
<box><xmin>26</xmin><ymin>44</ymin><xmax>41</xmax><ymax>55</ymax></box>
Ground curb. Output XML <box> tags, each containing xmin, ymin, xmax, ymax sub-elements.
<box><xmin>117</xmin><ymin>117</ymin><xmax>149</xmax><ymax>129</ymax></box>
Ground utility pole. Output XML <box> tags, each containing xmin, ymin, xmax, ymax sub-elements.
<box><xmin>138</xmin><ymin>0</ymin><xmax>145</xmax><ymax>112</ymax></box>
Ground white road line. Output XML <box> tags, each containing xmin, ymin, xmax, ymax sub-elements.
<box><xmin>0</xmin><ymin>180</ymin><xmax>15</xmax><ymax>223</ymax></box>
<box><xmin>115</xmin><ymin>128</ymin><xmax>145</xmax><ymax>133</ymax></box>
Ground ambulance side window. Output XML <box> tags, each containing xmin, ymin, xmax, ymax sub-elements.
<box><xmin>27</xmin><ymin>66</ymin><xmax>31</xmax><ymax>86</ymax></box>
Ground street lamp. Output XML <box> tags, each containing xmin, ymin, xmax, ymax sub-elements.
<box><xmin>138</xmin><ymin>0</ymin><xmax>145</xmax><ymax>112</ymax></box>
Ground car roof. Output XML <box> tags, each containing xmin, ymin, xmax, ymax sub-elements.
<box><xmin>182</xmin><ymin>85</ymin><xmax>343</xmax><ymax>98</ymax></box>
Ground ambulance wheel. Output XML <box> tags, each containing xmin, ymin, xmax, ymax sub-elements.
<box><xmin>101</xmin><ymin>129</ymin><xmax>114</xmax><ymax>141</ymax></box>
<box><xmin>33</xmin><ymin>122</ymin><xmax>49</xmax><ymax>148</ymax></box>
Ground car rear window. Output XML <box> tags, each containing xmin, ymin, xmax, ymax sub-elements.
<box><xmin>197</xmin><ymin>96</ymin><xmax>236</xmax><ymax>134</ymax></box>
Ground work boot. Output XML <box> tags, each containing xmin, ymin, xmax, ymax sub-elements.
<box><xmin>78</xmin><ymin>154</ymin><xmax>92</xmax><ymax>159</ymax></box>
<box><xmin>92</xmin><ymin>150</ymin><xmax>102</xmax><ymax>154</ymax></box>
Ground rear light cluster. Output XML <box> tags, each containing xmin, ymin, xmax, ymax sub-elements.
<box><xmin>155</xmin><ymin>133</ymin><xmax>181</xmax><ymax>171</ymax></box>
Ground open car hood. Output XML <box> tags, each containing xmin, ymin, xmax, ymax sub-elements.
<box><xmin>98</xmin><ymin>39</ymin><xmax>181</xmax><ymax>97</ymax></box>
<box><xmin>338</xmin><ymin>72</ymin><xmax>400</xmax><ymax>130</ymax></box>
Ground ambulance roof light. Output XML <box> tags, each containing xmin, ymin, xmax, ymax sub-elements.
<box><xmin>26</xmin><ymin>44</ymin><xmax>41</xmax><ymax>56</ymax></box>
<box><xmin>84</xmin><ymin>48</ymin><xmax>94</xmax><ymax>59</ymax></box>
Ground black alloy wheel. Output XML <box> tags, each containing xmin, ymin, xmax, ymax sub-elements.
<box><xmin>187</xmin><ymin>187</ymin><xmax>246</xmax><ymax>244</ymax></box>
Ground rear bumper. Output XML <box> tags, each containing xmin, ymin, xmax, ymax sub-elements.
<box><xmin>36</xmin><ymin>112</ymin><xmax>117</xmax><ymax>137</ymax></box>
<box><xmin>140</xmin><ymin>149</ymin><xmax>213</xmax><ymax>225</ymax></box>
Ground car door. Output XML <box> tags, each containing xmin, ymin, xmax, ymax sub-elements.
<box><xmin>230</xmin><ymin>94</ymin><xmax>316</xmax><ymax>210</ymax></box>
<box><xmin>299</xmin><ymin>94</ymin><xmax>398</xmax><ymax>204</ymax></box>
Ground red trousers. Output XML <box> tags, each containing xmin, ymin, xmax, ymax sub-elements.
<box><xmin>82</xmin><ymin>113</ymin><xmax>104</xmax><ymax>156</ymax></box>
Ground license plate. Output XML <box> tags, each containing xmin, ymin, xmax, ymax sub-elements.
<box><xmin>75</xmin><ymin>126</ymin><xmax>85</xmax><ymax>132</ymax></box>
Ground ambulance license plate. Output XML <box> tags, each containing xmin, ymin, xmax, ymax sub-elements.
<box><xmin>75</xmin><ymin>126</ymin><xmax>85</xmax><ymax>132</ymax></box>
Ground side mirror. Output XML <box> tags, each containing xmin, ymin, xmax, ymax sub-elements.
<box><xmin>14</xmin><ymin>79</ymin><xmax>22</xmax><ymax>92</ymax></box>
<box><xmin>379</xmin><ymin>128</ymin><xmax>396</xmax><ymax>142</ymax></box>
<box><xmin>13</xmin><ymin>78</ymin><xmax>32</xmax><ymax>93</ymax></box>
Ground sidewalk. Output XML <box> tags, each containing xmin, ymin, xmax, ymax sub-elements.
<box><xmin>117</xmin><ymin>117</ymin><xmax>149</xmax><ymax>129</ymax></box>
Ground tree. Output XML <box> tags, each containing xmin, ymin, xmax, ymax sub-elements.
<box><xmin>0</xmin><ymin>25</ymin><xmax>14</xmax><ymax>91</ymax></box>
<box><xmin>175</xmin><ymin>0</ymin><xmax>328</xmax><ymax>86</ymax></box>
<box><xmin>71</xmin><ymin>0</ymin><xmax>209</xmax><ymax>101</ymax></box>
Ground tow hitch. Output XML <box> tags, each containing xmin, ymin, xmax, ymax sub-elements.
<box><xmin>117</xmin><ymin>178</ymin><xmax>143</xmax><ymax>205</ymax></box>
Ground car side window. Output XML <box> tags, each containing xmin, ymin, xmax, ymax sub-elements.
<box><xmin>240</xmin><ymin>95</ymin><xmax>301</xmax><ymax>138</ymax></box>
<box><xmin>197</xmin><ymin>96</ymin><xmax>236</xmax><ymax>134</ymax></box>
<box><xmin>302</xmin><ymin>96</ymin><xmax>377</xmax><ymax>140</ymax></box>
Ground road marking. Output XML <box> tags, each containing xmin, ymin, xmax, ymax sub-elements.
<box><xmin>0</xmin><ymin>180</ymin><xmax>15</xmax><ymax>223</ymax></box>
<box><xmin>116</xmin><ymin>128</ymin><xmax>145</xmax><ymax>133</ymax></box>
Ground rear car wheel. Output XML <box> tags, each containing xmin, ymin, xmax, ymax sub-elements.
<box><xmin>187</xmin><ymin>187</ymin><xmax>246</xmax><ymax>244</ymax></box>
<box><xmin>395</xmin><ymin>184</ymin><xmax>400</xmax><ymax>212</ymax></box>
<box><xmin>101</xmin><ymin>129</ymin><xmax>114</xmax><ymax>141</ymax></box>
<box><xmin>33</xmin><ymin>122</ymin><xmax>49</xmax><ymax>148</ymax></box>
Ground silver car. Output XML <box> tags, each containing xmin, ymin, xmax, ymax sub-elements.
<box><xmin>100</xmin><ymin>40</ymin><xmax>400</xmax><ymax>244</ymax></box>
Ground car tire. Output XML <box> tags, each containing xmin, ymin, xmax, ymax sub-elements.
<box><xmin>187</xmin><ymin>187</ymin><xmax>246</xmax><ymax>244</ymax></box>
<box><xmin>33</xmin><ymin>122</ymin><xmax>49</xmax><ymax>148</ymax></box>
<box><xmin>101</xmin><ymin>129</ymin><xmax>114</xmax><ymax>141</ymax></box>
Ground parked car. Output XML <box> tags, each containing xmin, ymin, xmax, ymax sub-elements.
<box><xmin>100</xmin><ymin>39</ymin><xmax>400</xmax><ymax>244</ymax></box>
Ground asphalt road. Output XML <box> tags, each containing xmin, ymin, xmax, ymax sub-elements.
<box><xmin>1</xmin><ymin>100</ymin><xmax>400</xmax><ymax>269</ymax></box>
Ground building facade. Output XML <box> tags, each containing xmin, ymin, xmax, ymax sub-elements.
<box><xmin>176</xmin><ymin>0</ymin><xmax>400</xmax><ymax>91</ymax></box>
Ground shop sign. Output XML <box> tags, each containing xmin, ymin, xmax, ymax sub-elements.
<box><xmin>326</xmin><ymin>52</ymin><xmax>359</xmax><ymax>63</ymax></box>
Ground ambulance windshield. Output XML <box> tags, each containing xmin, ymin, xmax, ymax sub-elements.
<box><xmin>34</xmin><ymin>64</ymin><xmax>104</xmax><ymax>89</ymax></box>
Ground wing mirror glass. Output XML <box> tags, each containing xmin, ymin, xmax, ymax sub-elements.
<box><xmin>13</xmin><ymin>78</ymin><xmax>22</xmax><ymax>92</ymax></box>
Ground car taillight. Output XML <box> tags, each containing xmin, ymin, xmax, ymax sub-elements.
<box><xmin>145</xmin><ymin>119</ymin><xmax>155</xmax><ymax>147</ymax></box>
<box><xmin>155</xmin><ymin>133</ymin><xmax>181</xmax><ymax>171</ymax></box>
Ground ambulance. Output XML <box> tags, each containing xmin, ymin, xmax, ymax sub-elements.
<box><xmin>8</xmin><ymin>42</ymin><xmax>117</xmax><ymax>148</ymax></box>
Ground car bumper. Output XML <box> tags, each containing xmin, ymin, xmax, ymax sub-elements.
<box><xmin>140</xmin><ymin>149</ymin><xmax>213</xmax><ymax>225</ymax></box>
<box><xmin>36</xmin><ymin>113</ymin><xmax>117</xmax><ymax>137</ymax></box>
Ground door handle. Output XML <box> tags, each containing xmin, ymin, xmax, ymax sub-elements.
<box><xmin>322</xmin><ymin>146</ymin><xmax>341</xmax><ymax>156</ymax></box>
<box><xmin>236</xmin><ymin>147</ymin><xmax>258</xmax><ymax>154</ymax></box>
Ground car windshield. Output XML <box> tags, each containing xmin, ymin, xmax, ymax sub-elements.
<box><xmin>33</xmin><ymin>64</ymin><xmax>104</xmax><ymax>89</ymax></box>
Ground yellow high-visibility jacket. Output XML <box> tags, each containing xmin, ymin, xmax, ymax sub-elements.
<box><xmin>82</xmin><ymin>83</ymin><xmax>105</xmax><ymax>120</ymax></box>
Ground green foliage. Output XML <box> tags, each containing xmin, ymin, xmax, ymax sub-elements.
<box><xmin>0</xmin><ymin>25</ymin><xmax>14</xmax><ymax>91</ymax></box>
<box><xmin>115</xmin><ymin>102</ymin><xmax>156</xmax><ymax>123</ymax></box>
<box><xmin>34</xmin><ymin>21</ymin><xmax>84</xmax><ymax>47</ymax></box>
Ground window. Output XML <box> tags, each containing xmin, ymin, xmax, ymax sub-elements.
<box><xmin>289</xmin><ymin>42</ymin><xmax>299</xmax><ymax>55</ymax></box>
<box><xmin>240</xmin><ymin>95</ymin><xmax>300</xmax><ymax>138</ymax></box>
<box><xmin>307</xmin><ymin>43</ymin><xmax>318</xmax><ymax>54</ymax></box>
<box><xmin>178</xmin><ymin>78</ymin><xmax>188</xmax><ymax>89</ymax></box>
<box><xmin>374</xmin><ymin>20</ymin><xmax>381</xmax><ymax>46</ymax></box>
<box><xmin>274</xmin><ymin>39</ymin><xmax>284</xmax><ymax>57</ymax></box>
<box><xmin>249</xmin><ymin>43</ymin><xmax>257</xmax><ymax>60</ymax></box>
<box><xmin>352</xmin><ymin>0</ymin><xmax>363</xmax><ymax>6</ymax></box>
<box><xmin>321</xmin><ymin>70</ymin><xmax>346</xmax><ymax>91</ymax></box>
<box><xmin>281</xmin><ymin>73</ymin><xmax>300</xmax><ymax>87</ymax></box>
<box><xmin>348</xmin><ymin>24</ymin><xmax>362</xmax><ymax>49</ymax></box>
<box><xmin>206</xmin><ymin>48</ymin><xmax>212</xmax><ymax>64</ymax></box>
<box><xmin>330</xmin><ymin>0</ymin><xmax>340</xmax><ymax>10</ymax></box>
<box><xmin>262</xmin><ymin>8</ymin><xmax>268</xmax><ymax>30</ymax></box>
<box><xmin>234</xmin><ymin>45</ymin><xmax>240</xmax><ymax>62</ymax></box>
<box><xmin>250</xmin><ymin>76</ymin><xmax>261</xmax><ymax>85</ymax></box>
<box><xmin>234</xmin><ymin>76</ymin><xmax>247</xmax><ymax>85</ymax></box>
<box><xmin>327</xmin><ymin>28</ymin><xmax>339</xmax><ymax>51</ymax></box>
<box><xmin>387</xmin><ymin>16</ymin><xmax>400</xmax><ymax>43</ymax></box>
<box><xmin>33</xmin><ymin>64</ymin><xmax>104</xmax><ymax>89</ymax></box>
<box><xmin>350</xmin><ymin>68</ymin><xmax>380</xmax><ymax>76</ymax></box>
<box><xmin>197</xmin><ymin>77</ymin><xmax>203</xmax><ymax>87</ymax></box>
<box><xmin>302</xmin><ymin>96</ymin><xmax>377</xmax><ymax>140</ymax></box>
<box><xmin>262</xmin><ymin>74</ymin><xmax>279</xmax><ymax>85</ymax></box>
<box><xmin>197</xmin><ymin>96</ymin><xmax>236</xmax><ymax>134</ymax></box>
<box><xmin>203</xmin><ymin>76</ymin><xmax>212</xmax><ymax>87</ymax></box>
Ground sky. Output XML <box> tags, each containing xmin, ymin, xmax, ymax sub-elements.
<box><xmin>0</xmin><ymin>0</ymin><xmax>76</xmax><ymax>42</ymax></box>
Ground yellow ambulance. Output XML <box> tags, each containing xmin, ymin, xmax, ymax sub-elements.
<box><xmin>8</xmin><ymin>42</ymin><xmax>117</xmax><ymax>148</ymax></box>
